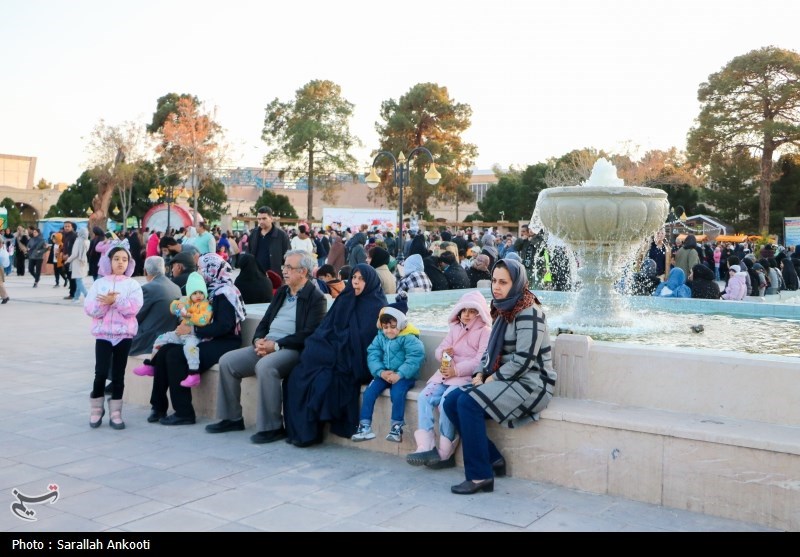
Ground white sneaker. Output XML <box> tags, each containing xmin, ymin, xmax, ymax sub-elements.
<box><xmin>351</xmin><ymin>423</ymin><xmax>375</xmax><ymax>442</ymax></box>
<box><xmin>386</xmin><ymin>424</ymin><xmax>403</xmax><ymax>443</ymax></box>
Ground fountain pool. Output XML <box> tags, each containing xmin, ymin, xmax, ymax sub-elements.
<box><xmin>406</xmin><ymin>297</ymin><xmax>800</xmax><ymax>358</ymax></box>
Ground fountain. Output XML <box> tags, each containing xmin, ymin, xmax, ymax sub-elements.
<box><xmin>535</xmin><ymin>158</ymin><xmax>669</xmax><ymax>326</ymax></box>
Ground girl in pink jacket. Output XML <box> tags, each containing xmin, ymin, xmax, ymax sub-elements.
<box><xmin>84</xmin><ymin>241</ymin><xmax>143</xmax><ymax>431</ymax></box>
<box><xmin>406</xmin><ymin>290</ymin><xmax>491</xmax><ymax>469</ymax></box>
<box><xmin>722</xmin><ymin>264</ymin><xmax>747</xmax><ymax>301</ymax></box>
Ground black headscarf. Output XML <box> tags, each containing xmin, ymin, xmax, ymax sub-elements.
<box><xmin>285</xmin><ymin>263</ymin><xmax>387</xmax><ymax>443</ymax></box>
<box><xmin>234</xmin><ymin>253</ymin><xmax>273</xmax><ymax>304</ymax></box>
<box><xmin>368</xmin><ymin>246</ymin><xmax>390</xmax><ymax>268</ymax></box>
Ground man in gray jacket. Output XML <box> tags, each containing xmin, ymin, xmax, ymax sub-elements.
<box><xmin>130</xmin><ymin>256</ymin><xmax>182</xmax><ymax>356</ymax></box>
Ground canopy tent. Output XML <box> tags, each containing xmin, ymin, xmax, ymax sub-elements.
<box><xmin>714</xmin><ymin>234</ymin><xmax>748</xmax><ymax>243</ymax></box>
<box><xmin>676</xmin><ymin>234</ymin><xmax>708</xmax><ymax>243</ymax></box>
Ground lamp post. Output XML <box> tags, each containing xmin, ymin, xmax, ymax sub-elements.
<box><xmin>365</xmin><ymin>147</ymin><xmax>441</xmax><ymax>235</ymax></box>
<box><xmin>148</xmin><ymin>174</ymin><xmax>183</xmax><ymax>233</ymax></box>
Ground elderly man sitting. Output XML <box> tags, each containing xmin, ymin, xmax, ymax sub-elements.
<box><xmin>170</xmin><ymin>251</ymin><xmax>197</xmax><ymax>294</ymax></box>
<box><xmin>130</xmin><ymin>256</ymin><xmax>183</xmax><ymax>357</ymax></box>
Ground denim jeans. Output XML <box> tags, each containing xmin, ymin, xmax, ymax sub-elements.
<box><xmin>417</xmin><ymin>382</ymin><xmax>458</xmax><ymax>441</ymax></box>
<box><xmin>359</xmin><ymin>376</ymin><xmax>415</xmax><ymax>426</ymax></box>
<box><xmin>74</xmin><ymin>277</ymin><xmax>88</xmax><ymax>300</ymax></box>
<box><xmin>443</xmin><ymin>388</ymin><xmax>503</xmax><ymax>481</ymax></box>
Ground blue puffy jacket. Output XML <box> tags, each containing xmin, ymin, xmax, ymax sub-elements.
<box><xmin>366</xmin><ymin>324</ymin><xmax>426</xmax><ymax>380</ymax></box>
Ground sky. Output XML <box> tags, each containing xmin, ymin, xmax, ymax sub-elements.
<box><xmin>2</xmin><ymin>0</ymin><xmax>800</xmax><ymax>185</ymax></box>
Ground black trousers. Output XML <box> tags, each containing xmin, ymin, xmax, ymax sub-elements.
<box><xmin>149</xmin><ymin>339</ymin><xmax>239</xmax><ymax>418</ymax></box>
<box><xmin>15</xmin><ymin>254</ymin><xmax>25</xmax><ymax>276</ymax></box>
<box><xmin>92</xmin><ymin>338</ymin><xmax>132</xmax><ymax>400</ymax></box>
<box><xmin>28</xmin><ymin>259</ymin><xmax>43</xmax><ymax>283</ymax></box>
<box><xmin>67</xmin><ymin>264</ymin><xmax>76</xmax><ymax>297</ymax></box>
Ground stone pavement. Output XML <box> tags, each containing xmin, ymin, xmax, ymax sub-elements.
<box><xmin>0</xmin><ymin>272</ymin><xmax>778</xmax><ymax>532</ymax></box>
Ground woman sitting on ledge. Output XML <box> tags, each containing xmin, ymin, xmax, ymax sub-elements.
<box><xmin>283</xmin><ymin>263</ymin><xmax>387</xmax><ymax>447</ymax></box>
<box><xmin>444</xmin><ymin>258</ymin><xmax>557</xmax><ymax>494</ymax></box>
<box><xmin>148</xmin><ymin>253</ymin><xmax>246</xmax><ymax>425</ymax></box>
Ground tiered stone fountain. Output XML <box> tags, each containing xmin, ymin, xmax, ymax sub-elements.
<box><xmin>536</xmin><ymin>158</ymin><xmax>669</xmax><ymax>326</ymax></box>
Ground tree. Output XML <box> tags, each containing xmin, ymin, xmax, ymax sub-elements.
<box><xmin>109</xmin><ymin>161</ymin><xmax>158</xmax><ymax>229</ymax></box>
<box><xmin>687</xmin><ymin>46</ymin><xmax>800</xmax><ymax>234</ymax></box>
<box><xmin>84</xmin><ymin>119</ymin><xmax>153</xmax><ymax>232</ymax></box>
<box><xmin>479</xmin><ymin>163</ymin><xmax>548</xmax><ymax>222</ymax></box>
<box><xmin>262</xmin><ymin>80</ymin><xmax>360</xmax><ymax>221</ymax></box>
<box><xmin>152</xmin><ymin>96</ymin><xmax>229</xmax><ymax>226</ymax></box>
<box><xmin>374</xmin><ymin>83</ymin><xmax>477</xmax><ymax>218</ymax></box>
<box><xmin>147</xmin><ymin>93</ymin><xmax>201</xmax><ymax>134</ymax></box>
<box><xmin>702</xmin><ymin>149</ymin><xmax>760</xmax><ymax>230</ymax></box>
<box><xmin>46</xmin><ymin>171</ymin><xmax>97</xmax><ymax>218</ymax></box>
<box><xmin>769</xmin><ymin>154</ymin><xmax>800</xmax><ymax>234</ymax></box>
<box><xmin>196</xmin><ymin>178</ymin><xmax>228</xmax><ymax>223</ymax></box>
<box><xmin>250</xmin><ymin>189</ymin><xmax>298</xmax><ymax>219</ymax></box>
<box><xmin>544</xmin><ymin>148</ymin><xmax>604</xmax><ymax>188</ymax></box>
<box><xmin>1</xmin><ymin>198</ymin><xmax>22</xmax><ymax>229</ymax></box>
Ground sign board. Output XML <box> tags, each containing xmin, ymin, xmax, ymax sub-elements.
<box><xmin>0</xmin><ymin>207</ymin><xmax>6</xmax><ymax>230</ymax></box>
<box><xmin>784</xmin><ymin>217</ymin><xmax>800</xmax><ymax>248</ymax></box>
<box><xmin>322</xmin><ymin>208</ymin><xmax>398</xmax><ymax>233</ymax></box>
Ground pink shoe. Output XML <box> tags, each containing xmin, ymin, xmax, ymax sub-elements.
<box><xmin>180</xmin><ymin>373</ymin><xmax>201</xmax><ymax>388</ymax></box>
<box><xmin>133</xmin><ymin>364</ymin><xmax>155</xmax><ymax>377</ymax></box>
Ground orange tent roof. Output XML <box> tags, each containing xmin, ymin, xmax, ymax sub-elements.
<box><xmin>676</xmin><ymin>234</ymin><xmax>708</xmax><ymax>243</ymax></box>
<box><xmin>714</xmin><ymin>234</ymin><xmax>748</xmax><ymax>243</ymax></box>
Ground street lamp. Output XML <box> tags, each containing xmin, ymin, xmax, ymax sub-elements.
<box><xmin>365</xmin><ymin>147</ymin><xmax>441</xmax><ymax>235</ymax></box>
<box><xmin>148</xmin><ymin>176</ymin><xmax>179</xmax><ymax>233</ymax></box>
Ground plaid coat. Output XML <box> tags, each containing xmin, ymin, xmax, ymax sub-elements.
<box><xmin>466</xmin><ymin>304</ymin><xmax>556</xmax><ymax>428</ymax></box>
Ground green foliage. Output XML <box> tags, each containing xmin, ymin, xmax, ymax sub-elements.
<box><xmin>147</xmin><ymin>93</ymin><xmax>201</xmax><ymax>133</ymax></box>
<box><xmin>251</xmin><ymin>189</ymin><xmax>298</xmax><ymax>219</ymax></box>
<box><xmin>1</xmin><ymin>198</ymin><xmax>22</xmax><ymax>229</ymax></box>
<box><xmin>463</xmin><ymin>212</ymin><xmax>482</xmax><ymax>223</ymax></box>
<box><xmin>110</xmin><ymin>161</ymin><xmax>158</xmax><ymax>225</ymax></box>
<box><xmin>687</xmin><ymin>46</ymin><xmax>800</xmax><ymax>233</ymax></box>
<box><xmin>374</xmin><ymin>83</ymin><xmax>478</xmax><ymax>217</ymax></box>
<box><xmin>197</xmin><ymin>178</ymin><xmax>228</xmax><ymax>222</ymax></box>
<box><xmin>46</xmin><ymin>171</ymin><xmax>97</xmax><ymax>218</ymax></box>
<box><xmin>702</xmin><ymin>150</ymin><xmax>760</xmax><ymax>230</ymax></box>
<box><xmin>479</xmin><ymin>163</ymin><xmax>548</xmax><ymax>221</ymax></box>
<box><xmin>262</xmin><ymin>80</ymin><xmax>360</xmax><ymax>220</ymax></box>
<box><xmin>769</xmin><ymin>154</ymin><xmax>800</xmax><ymax>233</ymax></box>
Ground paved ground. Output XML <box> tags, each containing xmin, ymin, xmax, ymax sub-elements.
<box><xmin>0</xmin><ymin>271</ymin><xmax>779</xmax><ymax>532</ymax></box>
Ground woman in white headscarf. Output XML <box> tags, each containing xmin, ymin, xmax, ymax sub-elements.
<box><xmin>182</xmin><ymin>226</ymin><xmax>198</xmax><ymax>248</ymax></box>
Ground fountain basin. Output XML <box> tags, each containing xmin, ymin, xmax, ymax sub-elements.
<box><xmin>537</xmin><ymin>185</ymin><xmax>669</xmax><ymax>245</ymax></box>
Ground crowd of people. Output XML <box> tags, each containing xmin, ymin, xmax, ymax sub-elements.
<box><xmin>8</xmin><ymin>209</ymin><xmax>799</xmax><ymax>495</ymax></box>
<box><xmin>630</xmin><ymin>230</ymin><xmax>800</xmax><ymax>301</ymax></box>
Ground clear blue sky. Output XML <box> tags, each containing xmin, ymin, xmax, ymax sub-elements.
<box><xmin>2</xmin><ymin>0</ymin><xmax>799</xmax><ymax>184</ymax></box>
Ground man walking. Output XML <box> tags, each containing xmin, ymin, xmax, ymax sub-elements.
<box><xmin>61</xmin><ymin>221</ymin><xmax>77</xmax><ymax>300</ymax></box>
<box><xmin>205</xmin><ymin>250</ymin><xmax>326</xmax><ymax>443</ymax></box>
<box><xmin>248</xmin><ymin>206</ymin><xmax>290</xmax><ymax>276</ymax></box>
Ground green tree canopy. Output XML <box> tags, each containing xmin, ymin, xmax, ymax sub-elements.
<box><xmin>251</xmin><ymin>189</ymin><xmax>298</xmax><ymax>220</ymax></box>
<box><xmin>374</xmin><ymin>83</ymin><xmax>478</xmax><ymax>218</ymax></box>
<box><xmin>479</xmin><ymin>163</ymin><xmax>548</xmax><ymax>222</ymax></box>
<box><xmin>702</xmin><ymin>149</ymin><xmax>760</xmax><ymax>231</ymax></box>
<box><xmin>769</xmin><ymin>154</ymin><xmax>800</xmax><ymax>234</ymax></box>
<box><xmin>46</xmin><ymin>171</ymin><xmax>97</xmax><ymax>219</ymax></box>
<box><xmin>147</xmin><ymin>93</ymin><xmax>201</xmax><ymax>134</ymax></box>
<box><xmin>1</xmin><ymin>198</ymin><xmax>22</xmax><ymax>229</ymax></box>
<box><xmin>687</xmin><ymin>46</ymin><xmax>800</xmax><ymax>234</ymax></box>
<box><xmin>262</xmin><ymin>80</ymin><xmax>360</xmax><ymax>221</ymax></box>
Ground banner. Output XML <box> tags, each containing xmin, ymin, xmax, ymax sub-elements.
<box><xmin>784</xmin><ymin>217</ymin><xmax>800</xmax><ymax>248</ymax></box>
<box><xmin>0</xmin><ymin>207</ymin><xmax>6</xmax><ymax>230</ymax></box>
